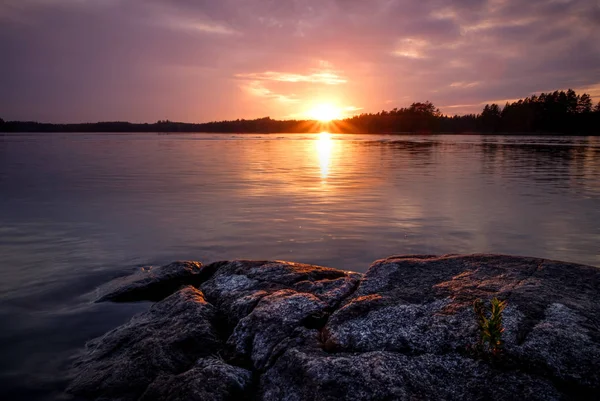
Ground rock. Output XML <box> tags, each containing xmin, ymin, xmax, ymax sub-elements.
<box><xmin>323</xmin><ymin>296</ymin><xmax>475</xmax><ymax>354</ymax></box>
<box><xmin>200</xmin><ymin>260</ymin><xmax>361</xmax><ymax>325</ymax></box>
<box><xmin>261</xmin><ymin>348</ymin><xmax>561</xmax><ymax>401</ymax></box>
<box><xmin>509</xmin><ymin>302</ymin><xmax>600</xmax><ymax>392</ymax></box>
<box><xmin>69</xmin><ymin>255</ymin><xmax>600</xmax><ymax>400</ymax></box>
<box><xmin>228</xmin><ymin>289</ymin><xmax>328</xmax><ymax>370</ymax></box>
<box><xmin>139</xmin><ymin>357</ymin><xmax>252</xmax><ymax>401</ymax></box>
<box><xmin>323</xmin><ymin>254</ymin><xmax>600</xmax><ymax>397</ymax></box>
<box><xmin>96</xmin><ymin>261</ymin><xmax>218</xmax><ymax>302</ymax></box>
<box><xmin>68</xmin><ymin>286</ymin><xmax>221</xmax><ymax>400</ymax></box>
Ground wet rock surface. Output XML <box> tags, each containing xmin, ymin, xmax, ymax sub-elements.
<box><xmin>96</xmin><ymin>261</ymin><xmax>217</xmax><ymax>302</ymax></box>
<box><xmin>68</xmin><ymin>255</ymin><xmax>600</xmax><ymax>400</ymax></box>
<box><xmin>68</xmin><ymin>286</ymin><xmax>221</xmax><ymax>400</ymax></box>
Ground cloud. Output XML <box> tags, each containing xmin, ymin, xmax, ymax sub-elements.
<box><xmin>575</xmin><ymin>83</ymin><xmax>600</xmax><ymax>99</ymax></box>
<box><xmin>163</xmin><ymin>16</ymin><xmax>238</xmax><ymax>35</ymax></box>
<box><xmin>0</xmin><ymin>0</ymin><xmax>120</xmax><ymax>22</ymax></box>
<box><xmin>0</xmin><ymin>0</ymin><xmax>598</xmax><ymax>121</ymax></box>
<box><xmin>391</xmin><ymin>38</ymin><xmax>430</xmax><ymax>59</ymax></box>
<box><xmin>150</xmin><ymin>2</ymin><xmax>239</xmax><ymax>36</ymax></box>
<box><xmin>235</xmin><ymin>70</ymin><xmax>347</xmax><ymax>85</ymax></box>
<box><xmin>450</xmin><ymin>81</ymin><xmax>482</xmax><ymax>88</ymax></box>
<box><xmin>242</xmin><ymin>80</ymin><xmax>300</xmax><ymax>103</ymax></box>
<box><xmin>234</xmin><ymin>63</ymin><xmax>349</xmax><ymax>112</ymax></box>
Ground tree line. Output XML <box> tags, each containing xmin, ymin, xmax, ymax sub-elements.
<box><xmin>1</xmin><ymin>89</ymin><xmax>599</xmax><ymax>134</ymax></box>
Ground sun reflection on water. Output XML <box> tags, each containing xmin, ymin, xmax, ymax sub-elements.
<box><xmin>316</xmin><ymin>132</ymin><xmax>333</xmax><ymax>180</ymax></box>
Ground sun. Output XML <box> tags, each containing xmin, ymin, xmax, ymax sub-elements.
<box><xmin>308</xmin><ymin>103</ymin><xmax>342</xmax><ymax>122</ymax></box>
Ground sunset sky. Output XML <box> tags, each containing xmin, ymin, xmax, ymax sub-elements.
<box><xmin>1</xmin><ymin>0</ymin><xmax>599</xmax><ymax>123</ymax></box>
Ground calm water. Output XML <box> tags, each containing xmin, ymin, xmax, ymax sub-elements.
<box><xmin>1</xmin><ymin>132</ymin><xmax>599</xmax><ymax>399</ymax></box>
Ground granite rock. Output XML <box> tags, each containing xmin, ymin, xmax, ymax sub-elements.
<box><xmin>69</xmin><ymin>255</ymin><xmax>600</xmax><ymax>400</ymax></box>
<box><xmin>138</xmin><ymin>357</ymin><xmax>252</xmax><ymax>401</ymax></box>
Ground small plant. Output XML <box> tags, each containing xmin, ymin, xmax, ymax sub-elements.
<box><xmin>473</xmin><ymin>297</ymin><xmax>507</xmax><ymax>356</ymax></box>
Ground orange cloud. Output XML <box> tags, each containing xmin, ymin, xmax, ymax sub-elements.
<box><xmin>235</xmin><ymin>70</ymin><xmax>347</xmax><ymax>85</ymax></box>
<box><xmin>242</xmin><ymin>80</ymin><xmax>299</xmax><ymax>103</ymax></box>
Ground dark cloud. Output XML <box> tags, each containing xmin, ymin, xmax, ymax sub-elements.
<box><xmin>0</xmin><ymin>0</ymin><xmax>598</xmax><ymax>122</ymax></box>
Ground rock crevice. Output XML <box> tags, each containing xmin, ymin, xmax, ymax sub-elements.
<box><xmin>69</xmin><ymin>254</ymin><xmax>600</xmax><ymax>400</ymax></box>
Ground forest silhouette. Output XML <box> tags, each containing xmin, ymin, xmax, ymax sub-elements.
<box><xmin>1</xmin><ymin>89</ymin><xmax>599</xmax><ymax>134</ymax></box>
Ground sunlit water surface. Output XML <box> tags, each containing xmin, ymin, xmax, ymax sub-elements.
<box><xmin>1</xmin><ymin>133</ymin><xmax>599</xmax><ymax>399</ymax></box>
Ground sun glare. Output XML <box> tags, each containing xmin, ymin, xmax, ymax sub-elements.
<box><xmin>308</xmin><ymin>104</ymin><xmax>342</xmax><ymax>122</ymax></box>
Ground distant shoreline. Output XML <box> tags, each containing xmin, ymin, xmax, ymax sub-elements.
<box><xmin>2</xmin><ymin>132</ymin><xmax>600</xmax><ymax>137</ymax></box>
<box><xmin>2</xmin><ymin>89</ymin><xmax>599</xmax><ymax>135</ymax></box>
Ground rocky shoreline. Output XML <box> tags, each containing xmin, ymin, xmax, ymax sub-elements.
<box><xmin>67</xmin><ymin>254</ymin><xmax>600</xmax><ymax>400</ymax></box>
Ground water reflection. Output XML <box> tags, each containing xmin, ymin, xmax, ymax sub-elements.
<box><xmin>1</xmin><ymin>133</ymin><xmax>600</xmax><ymax>400</ymax></box>
<box><xmin>316</xmin><ymin>132</ymin><xmax>333</xmax><ymax>180</ymax></box>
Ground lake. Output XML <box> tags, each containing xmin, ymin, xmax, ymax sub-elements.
<box><xmin>1</xmin><ymin>132</ymin><xmax>599</xmax><ymax>399</ymax></box>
